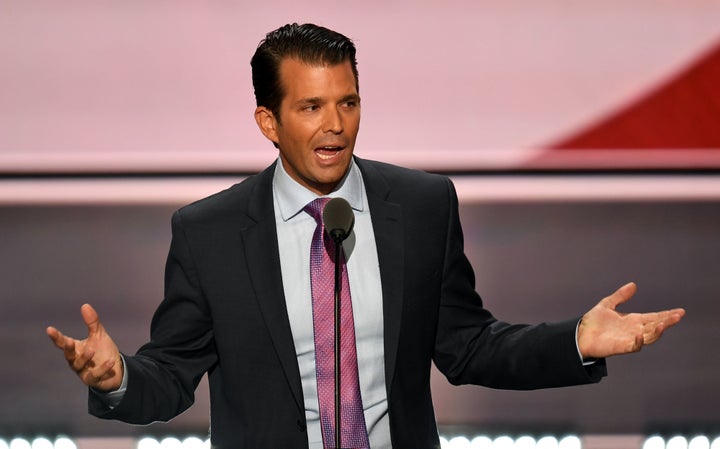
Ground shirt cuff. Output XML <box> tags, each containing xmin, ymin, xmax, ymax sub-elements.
<box><xmin>89</xmin><ymin>354</ymin><xmax>128</xmax><ymax>409</ymax></box>
<box><xmin>575</xmin><ymin>319</ymin><xmax>597</xmax><ymax>366</ymax></box>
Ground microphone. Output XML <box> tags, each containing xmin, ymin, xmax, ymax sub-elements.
<box><xmin>323</xmin><ymin>197</ymin><xmax>354</xmax><ymax>243</ymax></box>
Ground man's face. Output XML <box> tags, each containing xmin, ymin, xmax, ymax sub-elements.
<box><xmin>255</xmin><ymin>58</ymin><xmax>360</xmax><ymax>196</ymax></box>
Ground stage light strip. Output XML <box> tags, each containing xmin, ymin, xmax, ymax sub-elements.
<box><xmin>136</xmin><ymin>437</ymin><xmax>209</xmax><ymax>449</ymax></box>
<box><xmin>643</xmin><ymin>435</ymin><xmax>720</xmax><ymax>449</ymax></box>
<box><xmin>3</xmin><ymin>435</ymin><xmax>720</xmax><ymax>449</ymax></box>
<box><xmin>0</xmin><ymin>437</ymin><xmax>77</xmax><ymax>449</ymax></box>
<box><xmin>1</xmin><ymin>175</ymin><xmax>720</xmax><ymax>205</ymax></box>
<box><xmin>439</xmin><ymin>434</ymin><xmax>581</xmax><ymax>448</ymax></box>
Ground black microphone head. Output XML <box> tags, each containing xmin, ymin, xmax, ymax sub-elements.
<box><xmin>323</xmin><ymin>197</ymin><xmax>355</xmax><ymax>242</ymax></box>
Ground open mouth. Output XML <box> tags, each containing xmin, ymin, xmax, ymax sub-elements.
<box><xmin>315</xmin><ymin>146</ymin><xmax>344</xmax><ymax>160</ymax></box>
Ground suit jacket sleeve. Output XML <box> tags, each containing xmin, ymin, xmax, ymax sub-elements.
<box><xmin>89</xmin><ymin>210</ymin><xmax>218</xmax><ymax>424</ymax></box>
<box><xmin>433</xmin><ymin>177</ymin><xmax>606</xmax><ymax>389</ymax></box>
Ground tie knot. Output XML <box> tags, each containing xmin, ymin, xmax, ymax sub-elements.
<box><xmin>304</xmin><ymin>197</ymin><xmax>332</xmax><ymax>224</ymax></box>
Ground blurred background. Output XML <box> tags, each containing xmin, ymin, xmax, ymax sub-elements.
<box><xmin>1</xmin><ymin>1</ymin><xmax>719</xmax><ymax>448</ymax></box>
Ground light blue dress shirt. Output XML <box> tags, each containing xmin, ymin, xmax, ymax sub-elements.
<box><xmin>273</xmin><ymin>158</ymin><xmax>390</xmax><ymax>448</ymax></box>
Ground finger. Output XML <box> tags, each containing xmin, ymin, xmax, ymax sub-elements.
<box><xmin>643</xmin><ymin>321</ymin><xmax>666</xmax><ymax>346</ymax></box>
<box><xmin>63</xmin><ymin>336</ymin><xmax>77</xmax><ymax>362</ymax></box>
<box><xmin>82</xmin><ymin>358</ymin><xmax>117</xmax><ymax>389</ymax></box>
<box><xmin>81</xmin><ymin>303</ymin><xmax>101</xmax><ymax>336</ymax></box>
<box><xmin>68</xmin><ymin>343</ymin><xmax>96</xmax><ymax>372</ymax></box>
<box><xmin>46</xmin><ymin>326</ymin><xmax>67</xmax><ymax>350</ymax></box>
<box><xmin>668</xmin><ymin>308</ymin><xmax>686</xmax><ymax>322</ymax></box>
<box><xmin>80</xmin><ymin>368</ymin><xmax>105</xmax><ymax>387</ymax></box>
<box><xmin>643</xmin><ymin>309</ymin><xmax>685</xmax><ymax>345</ymax></box>
<box><xmin>658</xmin><ymin>308</ymin><xmax>686</xmax><ymax>326</ymax></box>
<box><xmin>632</xmin><ymin>332</ymin><xmax>644</xmax><ymax>352</ymax></box>
<box><xmin>600</xmin><ymin>282</ymin><xmax>638</xmax><ymax>309</ymax></box>
<box><xmin>637</xmin><ymin>308</ymin><xmax>686</xmax><ymax>328</ymax></box>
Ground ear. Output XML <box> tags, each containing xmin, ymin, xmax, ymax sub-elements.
<box><xmin>254</xmin><ymin>106</ymin><xmax>279</xmax><ymax>145</ymax></box>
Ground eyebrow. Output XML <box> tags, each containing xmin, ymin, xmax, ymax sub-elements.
<box><xmin>340</xmin><ymin>94</ymin><xmax>361</xmax><ymax>103</ymax></box>
<box><xmin>294</xmin><ymin>94</ymin><xmax>361</xmax><ymax>107</ymax></box>
<box><xmin>296</xmin><ymin>97</ymin><xmax>323</xmax><ymax>106</ymax></box>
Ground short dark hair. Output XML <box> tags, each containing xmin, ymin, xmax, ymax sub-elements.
<box><xmin>251</xmin><ymin>23</ymin><xmax>359</xmax><ymax>122</ymax></box>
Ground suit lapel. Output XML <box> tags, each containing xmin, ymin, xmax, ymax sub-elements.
<box><xmin>238</xmin><ymin>164</ymin><xmax>304</xmax><ymax>415</ymax></box>
<box><xmin>357</xmin><ymin>159</ymin><xmax>405</xmax><ymax>394</ymax></box>
<box><xmin>235</xmin><ymin>159</ymin><xmax>406</xmax><ymax>414</ymax></box>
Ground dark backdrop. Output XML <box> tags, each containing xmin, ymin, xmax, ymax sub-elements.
<box><xmin>2</xmin><ymin>199</ymin><xmax>718</xmax><ymax>437</ymax></box>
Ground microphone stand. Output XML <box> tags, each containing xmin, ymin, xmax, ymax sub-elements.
<box><xmin>324</xmin><ymin>198</ymin><xmax>354</xmax><ymax>449</ymax></box>
<box><xmin>331</xmin><ymin>232</ymin><xmax>343</xmax><ymax>449</ymax></box>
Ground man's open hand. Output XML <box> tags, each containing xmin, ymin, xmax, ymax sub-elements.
<box><xmin>577</xmin><ymin>283</ymin><xmax>685</xmax><ymax>359</ymax></box>
<box><xmin>47</xmin><ymin>304</ymin><xmax>123</xmax><ymax>392</ymax></box>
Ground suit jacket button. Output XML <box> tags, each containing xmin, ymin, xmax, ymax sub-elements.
<box><xmin>297</xmin><ymin>419</ymin><xmax>306</xmax><ymax>432</ymax></box>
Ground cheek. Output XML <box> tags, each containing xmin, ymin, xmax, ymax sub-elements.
<box><xmin>278</xmin><ymin>125</ymin><xmax>306</xmax><ymax>149</ymax></box>
<box><xmin>347</xmin><ymin>117</ymin><xmax>361</xmax><ymax>135</ymax></box>
<box><xmin>288</xmin><ymin>122</ymin><xmax>318</xmax><ymax>145</ymax></box>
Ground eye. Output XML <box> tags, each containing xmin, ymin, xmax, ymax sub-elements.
<box><xmin>302</xmin><ymin>104</ymin><xmax>319</xmax><ymax>112</ymax></box>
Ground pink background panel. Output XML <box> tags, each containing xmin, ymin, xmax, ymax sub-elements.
<box><xmin>1</xmin><ymin>0</ymin><xmax>720</xmax><ymax>173</ymax></box>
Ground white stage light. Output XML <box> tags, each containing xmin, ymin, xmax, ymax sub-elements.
<box><xmin>558</xmin><ymin>435</ymin><xmax>581</xmax><ymax>449</ymax></box>
<box><xmin>537</xmin><ymin>436</ymin><xmax>559</xmax><ymax>449</ymax></box>
<box><xmin>0</xmin><ymin>439</ymin><xmax>8</xmax><ymax>449</ymax></box>
<box><xmin>689</xmin><ymin>436</ymin><xmax>710</xmax><ymax>449</ymax></box>
<box><xmin>711</xmin><ymin>437</ymin><xmax>720</xmax><ymax>449</ymax></box>
<box><xmin>181</xmin><ymin>437</ymin><xmax>208</xmax><ymax>449</ymax></box>
<box><xmin>159</xmin><ymin>437</ymin><xmax>182</xmax><ymax>449</ymax></box>
<box><xmin>53</xmin><ymin>438</ymin><xmax>76</xmax><ymax>449</ymax></box>
<box><xmin>515</xmin><ymin>436</ymin><xmax>536</xmax><ymax>449</ymax></box>
<box><xmin>644</xmin><ymin>436</ymin><xmax>667</xmax><ymax>449</ymax></box>
<box><xmin>470</xmin><ymin>435</ymin><xmax>493</xmax><ymax>448</ymax></box>
<box><xmin>448</xmin><ymin>436</ymin><xmax>472</xmax><ymax>449</ymax></box>
<box><xmin>137</xmin><ymin>437</ymin><xmax>161</xmax><ymax>449</ymax></box>
<box><xmin>440</xmin><ymin>436</ymin><xmax>450</xmax><ymax>448</ymax></box>
<box><xmin>9</xmin><ymin>439</ymin><xmax>31</xmax><ymax>449</ymax></box>
<box><xmin>667</xmin><ymin>436</ymin><xmax>688</xmax><ymax>449</ymax></box>
<box><xmin>30</xmin><ymin>439</ymin><xmax>52</xmax><ymax>449</ymax></box>
<box><xmin>492</xmin><ymin>436</ymin><xmax>514</xmax><ymax>449</ymax></box>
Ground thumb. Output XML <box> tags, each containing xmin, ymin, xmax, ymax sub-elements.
<box><xmin>80</xmin><ymin>303</ymin><xmax>101</xmax><ymax>336</ymax></box>
<box><xmin>601</xmin><ymin>282</ymin><xmax>638</xmax><ymax>310</ymax></box>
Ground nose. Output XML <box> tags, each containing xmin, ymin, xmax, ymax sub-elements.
<box><xmin>322</xmin><ymin>107</ymin><xmax>343</xmax><ymax>134</ymax></box>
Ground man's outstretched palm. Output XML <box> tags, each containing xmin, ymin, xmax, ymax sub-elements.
<box><xmin>47</xmin><ymin>303</ymin><xmax>123</xmax><ymax>392</ymax></box>
<box><xmin>578</xmin><ymin>282</ymin><xmax>685</xmax><ymax>359</ymax></box>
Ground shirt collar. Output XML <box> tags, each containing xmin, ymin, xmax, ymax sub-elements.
<box><xmin>273</xmin><ymin>157</ymin><xmax>365</xmax><ymax>222</ymax></box>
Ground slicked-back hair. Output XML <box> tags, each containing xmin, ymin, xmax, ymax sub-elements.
<box><xmin>251</xmin><ymin>23</ymin><xmax>359</xmax><ymax>123</ymax></box>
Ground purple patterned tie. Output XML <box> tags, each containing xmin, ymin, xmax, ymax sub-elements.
<box><xmin>304</xmin><ymin>198</ymin><xmax>369</xmax><ymax>449</ymax></box>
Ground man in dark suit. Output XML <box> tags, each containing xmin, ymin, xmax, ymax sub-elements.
<box><xmin>47</xmin><ymin>23</ymin><xmax>684</xmax><ymax>449</ymax></box>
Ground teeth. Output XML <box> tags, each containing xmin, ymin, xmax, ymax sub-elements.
<box><xmin>316</xmin><ymin>147</ymin><xmax>341</xmax><ymax>160</ymax></box>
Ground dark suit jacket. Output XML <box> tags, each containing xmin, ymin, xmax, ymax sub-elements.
<box><xmin>90</xmin><ymin>158</ymin><xmax>606</xmax><ymax>448</ymax></box>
